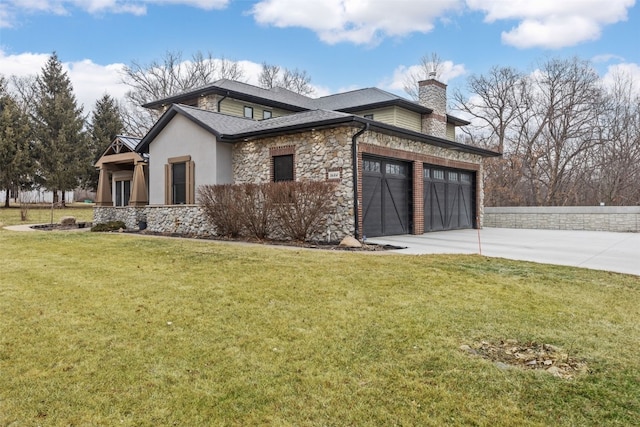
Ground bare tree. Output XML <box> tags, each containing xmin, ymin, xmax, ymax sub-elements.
<box><xmin>258</xmin><ymin>62</ymin><xmax>314</xmax><ymax>96</ymax></box>
<box><xmin>403</xmin><ymin>52</ymin><xmax>445</xmax><ymax>100</ymax></box>
<box><xmin>8</xmin><ymin>75</ymin><xmax>38</xmax><ymax>114</ymax></box>
<box><xmin>583</xmin><ymin>69</ymin><xmax>640</xmax><ymax>205</ymax></box>
<box><xmin>258</xmin><ymin>62</ymin><xmax>281</xmax><ymax>89</ymax></box>
<box><xmin>121</xmin><ymin>50</ymin><xmax>246</xmax><ymax>135</ymax></box>
<box><xmin>455</xmin><ymin>57</ymin><xmax>616</xmax><ymax>206</ymax></box>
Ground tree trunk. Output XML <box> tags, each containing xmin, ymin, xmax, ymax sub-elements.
<box><xmin>61</xmin><ymin>191</ymin><xmax>66</xmax><ymax>207</ymax></box>
<box><xmin>53</xmin><ymin>189</ymin><xmax>59</xmax><ymax>204</ymax></box>
<box><xmin>4</xmin><ymin>188</ymin><xmax>9</xmax><ymax>208</ymax></box>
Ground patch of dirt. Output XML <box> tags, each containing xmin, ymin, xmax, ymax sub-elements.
<box><xmin>460</xmin><ymin>340</ymin><xmax>588</xmax><ymax>379</ymax></box>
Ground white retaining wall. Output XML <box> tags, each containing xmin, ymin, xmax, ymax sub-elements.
<box><xmin>484</xmin><ymin>206</ymin><xmax>640</xmax><ymax>232</ymax></box>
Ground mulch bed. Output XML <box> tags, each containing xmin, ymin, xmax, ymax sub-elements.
<box><xmin>136</xmin><ymin>229</ymin><xmax>403</xmax><ymax>252</ymax></box>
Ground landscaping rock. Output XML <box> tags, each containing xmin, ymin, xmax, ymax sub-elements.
<box><xmin>339</xmin><ymin>236</ymin><xmax>362</xmax><ymax>248</ymax></box>
<box><xmin>60</xmin><ymin>216</ymin><xmax>76</xmax><ymax>226</ymax></box>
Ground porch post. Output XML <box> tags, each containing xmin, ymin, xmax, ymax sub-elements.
<box><xmin>95</xmin><ymin>167</ymin><xmax>113</xmax><ymax>207</ymax></box>
<box><xmin>129</xmin><ymin>161</ymin><xmax>148</xmax><ymax>207</ymax></box>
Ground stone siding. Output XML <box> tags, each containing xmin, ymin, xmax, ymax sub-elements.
<box><xmin>233</xmin><ymin>125</ymin><xmax>485</xmax><ymax>239</ymax></box>
<box><xmin>233</xmin><ymin>127</ymin><xmax>356</xmax><ymax>241</ymax></box>
<box><xmin>96</xmin><ymin>126</ymin><xmax>488</xmax><ymax>240</ymax></box>
<box><xmin>418</xmin><ymin>79</ymin><xmax>447</xmax><ymax>139</ymax></box>
<box><xmin>358</xmin><ymin>131</ymin><xmax>485</xmax><ymax>233</ymax></box>
<box><xmin>94</xmin><ymin>205</ymin><xmax>212</xmax><ymax>236</ymax></box>
<box><xmin>484</xmin><ymin>206</ymin><xmax>640</xmax><ymax>232</ymax></box>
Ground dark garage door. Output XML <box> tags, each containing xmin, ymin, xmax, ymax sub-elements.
<box><xmin>362</xmin><ymin>156</ymin><xmax>411</xmax><ymax>238</ymax></box>
<box><xmin>423</xmin><ymin>166</ymin><xmax>474</xmax><ymax>232</ymax></box>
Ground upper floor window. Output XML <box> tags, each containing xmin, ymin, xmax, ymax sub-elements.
<box><xmin>363</xmin><ymin>114</ymin><xmax>374</xmax><ymax>120</ymax></box>
<box><xmin>263</xmin><ymin>110</ymin><xmax>272</xmax><ymax>119</ymax></box>
<box><xmin>244</xmin><ymin>106</ymin><xmax>254</xmax><ymax>118</ymax></box>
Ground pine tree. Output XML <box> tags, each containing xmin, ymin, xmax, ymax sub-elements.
<box><xmin>85</xmin><ymin>94</ymin><xmax>123</xmax><ymax>190</ymax></box>
<box><xmin>32</xmin><ymin>53</ymin><xmax>87</xmax><ymax>205</ymax></box>
<box><xmin>0</xmin><ymin>76</ymin><xmax>33</xmax><ymax>207</ymax></box>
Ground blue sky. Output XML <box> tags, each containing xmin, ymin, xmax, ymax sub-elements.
<box><xmin>1</xmin><ymin>0</ymin><xmax>638</xmax><ymax>112</ymax></box>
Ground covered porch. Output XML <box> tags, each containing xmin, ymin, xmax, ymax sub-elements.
<box><xmin>94</xmin><ymin>136</ymin><xmax>148</xmax><ymax>207</ymax></box>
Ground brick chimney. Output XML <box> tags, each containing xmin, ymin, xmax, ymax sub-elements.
<box><xmin>419</xmin><ymin>74</ymin><xmax>447</xmax><ymax>138</ymax></box>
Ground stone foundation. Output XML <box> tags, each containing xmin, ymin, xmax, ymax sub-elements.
<box><xmin>94</xmin><ymin>205</ymin><xmax>212</xmax><ymax>236</ymax></box>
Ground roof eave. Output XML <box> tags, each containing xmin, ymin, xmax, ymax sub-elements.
<box><xmin>136</xmin><ymin>105</ymin><xmax>224</xmax><ymax>153</ymax></box>
<box><xmin>337</xmin><ymin>99</ymin><xmax>432</xmax><ymax>115</ymax></box>
<box><xmin>143</xmin><ymin>86</ymin><xmax>309</xmax><ymax>112</ymax></box>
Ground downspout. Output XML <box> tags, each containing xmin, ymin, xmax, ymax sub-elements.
<box><xmin>351</xmin><ymin>121</ymin><xmax>369</xmax><ymax>241</ymax></box>
<box><xmin>217</xmin><ymin>92</ymin><xmax>229</xmax><ymax>112</ymax></box>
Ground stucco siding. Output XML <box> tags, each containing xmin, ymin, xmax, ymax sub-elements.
<box><xmin>216</xmin><ymin>142</ymin><xmax>234</xmax><ymax>185</ymax></box>
<box><xmin>148</xmin><ymin>114</ymin><xmax>220</xmax><ymax>205</ymax></box>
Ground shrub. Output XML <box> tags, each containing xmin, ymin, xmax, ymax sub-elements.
<box><xmin>268</xmin><ymin>181</ymin><xmax>335</xmax><ymax>242</ymax></box>
<box><xmin>91</xmin><ymin>221</ymin><xmax>126</xmax><ymax>232</ymax></box>
<box><xmin>198</xmin><ymin>181</ymin><xmax>336</xmax><ymax>242</ymax></box>
<box><xmin>198</xmin><ymin>184</ymin><xmax>244</xmax><ymax>237</ymax></box>
<box><xmin>239</xmin><ymin>183</ymin><xmax>275</xmax><ymax>240</ymax></box>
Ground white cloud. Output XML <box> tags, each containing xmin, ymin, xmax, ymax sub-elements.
<box><xmin>382</xmin><ymin>60</ymin><xmax>467</xmax><ymax>95</ymax></box>
<box><xmin>0</xmin><ymin>51</ymin><xmax>328</xmax><ymax>113</ymax></box>
<box><xmin>0</xmin><ymin>50</ymin><xmax>128</xmax><ymax>112</ymax></box>
<box><xmin>466</xmin><ymin>0</ymin><xmax>636</xmax><ymax>49</ymax></box>
<box><xmin>592</xmin><ymin>54</ymin><xmax>626</xmax><ymax>63</ymax></box>
<box><xmin>250</xmin><ymin>0</ymin><xmax>463</xmax><ymax>45</ymax></box>
<box><xmin>0</xmin><ymin>0</ymin><xmax>229</xmax><ymax>27</ymax></box>
<box><xmin>601</xmin><ymin>62</ymin><xmax>640</xmax><ymax>96</ymax></box>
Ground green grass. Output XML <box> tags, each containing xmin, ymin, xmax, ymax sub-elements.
<box><xmin>0</xmin><ymin>203</ymin><xmax>95</xmax><ymax>227</ymax></box>
<box><xmin>0</xmin><ymin>230</ymin><xmax>639</xmax><ymax>426</ymax></box>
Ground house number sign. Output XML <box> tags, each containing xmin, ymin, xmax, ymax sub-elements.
<box><xmin>327</xmin><ymin>170</ymin><xmax>341</xmax><ymax>180</ymax></box>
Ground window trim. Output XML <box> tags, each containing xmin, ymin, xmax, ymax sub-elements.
<box><xmin>269</xmin><ymin>146</ymin><xmax>296</xmax><ymax>182</ymax></box>
<box><xmin>244</xmin><ymin>106</ymin><xmax>254</xmax><ymax>118</ymax></box>
<box><xmin>164</xmin><ymin>155</ymin><xmax>195</xmax><ymax>205</ymax></box>
<box><xmin>263</xmin><ymin>110</ymin><xmax>272</xmax><ymax>120</ymax></box>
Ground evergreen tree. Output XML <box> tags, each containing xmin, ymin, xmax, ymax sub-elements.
<box><xmin>0</xmin><ymin>76</ymin><xmax>33</xmax><ymax>207</ymax></box>
<box><xmin>85</xmin><ymin>94</ymin><xmax>123</xmax><ymax>190</ymax></box>
<box><xmin>32</xmin><ymin>53</ymin><xmax>87</xmax><ymax>205</ymax></box>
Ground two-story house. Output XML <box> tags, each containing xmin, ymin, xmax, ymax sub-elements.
<box><xmin>94</xmin><ymin>78</ymin><xmax>500</xmax><ymax>239</ymax></box>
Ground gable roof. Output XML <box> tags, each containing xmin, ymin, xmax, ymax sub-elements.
<box><xmin>101</xmin><ymin>135</ymin><xmax>141</xmax><ymax>156</ymax></box>
<box><xmin>142</xmin><ymin>79</ymin><xmax>471</xmax><ymax>126</ymax></box>
<box><xmin>136</xmin><ymin>104</ymin><xmax>499</xmax><ymax>158</ymax></box>
<box><xmin>315</xmin><ymin>87</ymin><xmax>432</xmax><ymax>114</ymax></box>
<box><xmin>95</xmin><ymin>135</ymin><xmax>147</xmax><ymax>168</ymax></box>
<box><xmin>142</xmin><ymin>79</ymin><xmax>316</xmax><ymax>111</ymax></box>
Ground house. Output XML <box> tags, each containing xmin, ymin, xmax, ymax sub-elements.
<box><xmin>94</xmin><ymin>78</ymin><xmax>500</xmax><ymax>240</ymax></box>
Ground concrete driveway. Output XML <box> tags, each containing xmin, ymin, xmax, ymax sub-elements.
<box><xmin>367</xmin><ymin>228</ymin><xmax>640</xmax><ymax>276</ymax></box>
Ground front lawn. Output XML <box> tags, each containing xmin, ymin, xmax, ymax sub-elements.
<box><xmin>0</xmin><ymin>203</ymin><xmax>94</xmax><ymax>227</ymax></box>
<box><xmin>0</xmin><ymin>231</ymin><xmax>638</xmax><ymax>426</ymax></box>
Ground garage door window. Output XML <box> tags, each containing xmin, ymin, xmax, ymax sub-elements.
<box><xmin>364</xmin><ymin>159</ymin><xmax>380</xmax><ymax>173</ymax></box>
<box><xmin>386</xmin><ymin>163</ymin><xmax>406</xmax><ymax>175</ymax></box>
